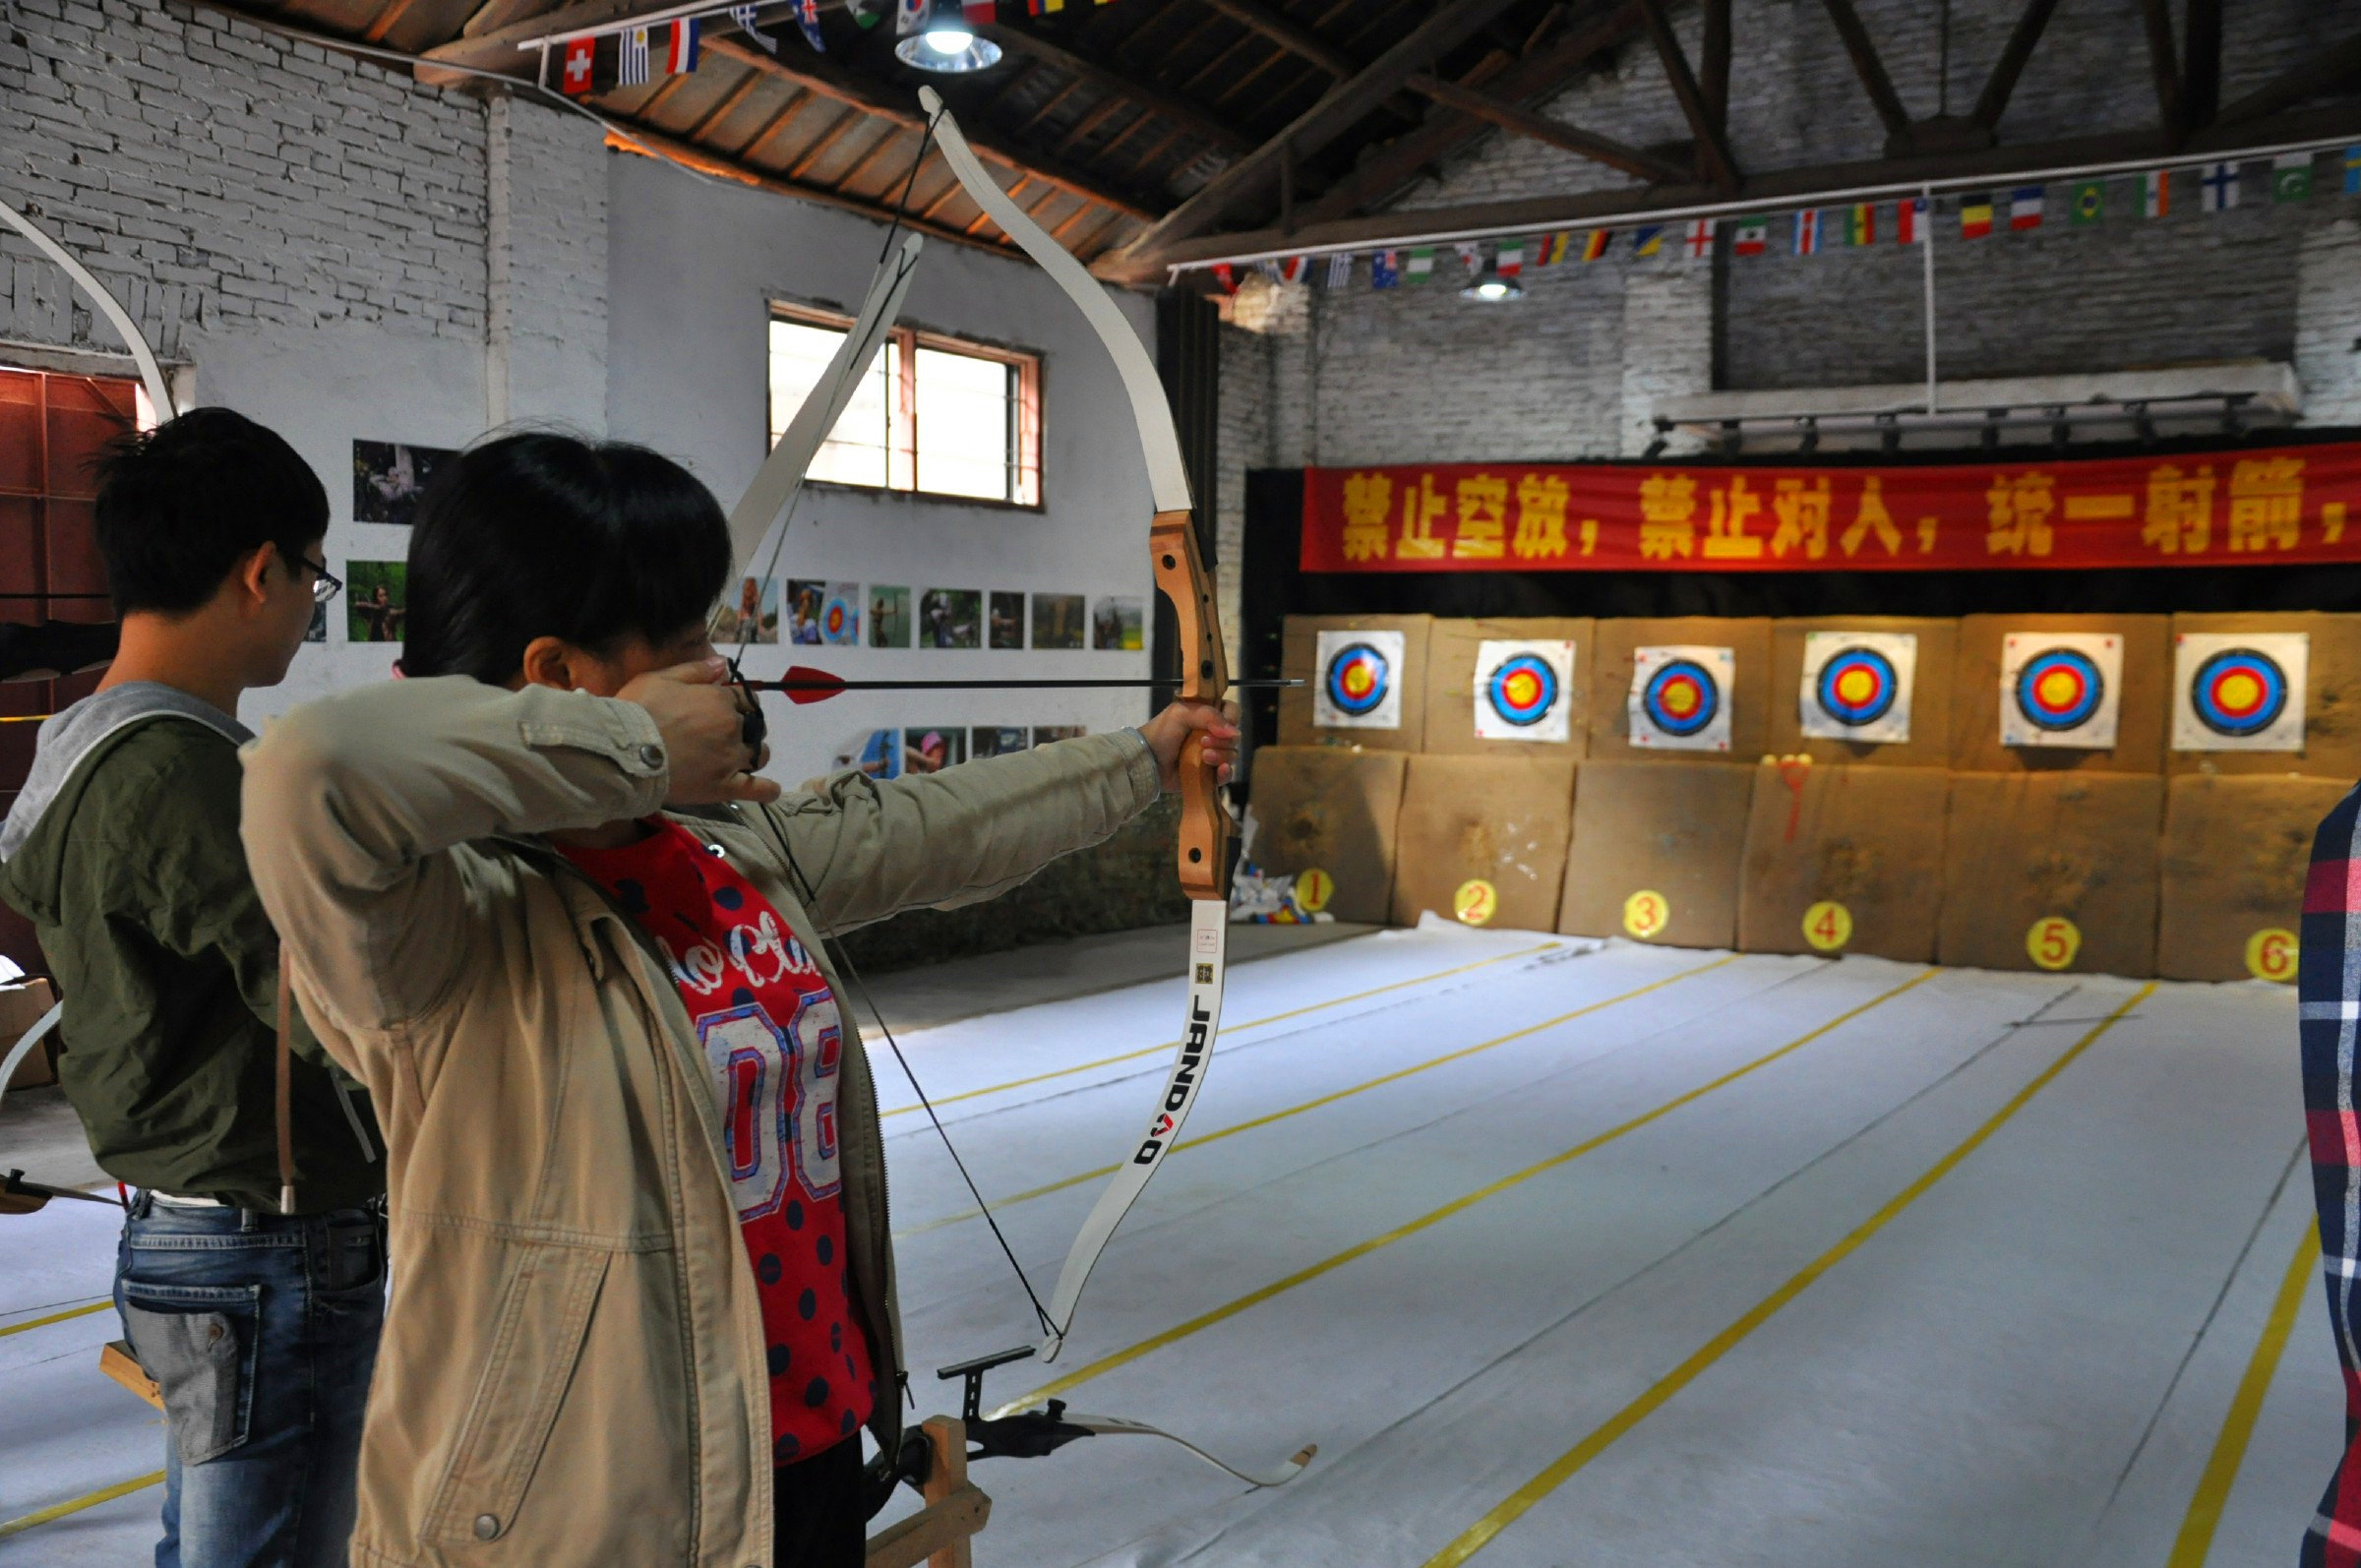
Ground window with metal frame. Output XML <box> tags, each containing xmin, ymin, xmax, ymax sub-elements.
<box><xmin>765</xmin><ymin>305</ymin><xmax>1042</xmax><ymax>508</ymax></box>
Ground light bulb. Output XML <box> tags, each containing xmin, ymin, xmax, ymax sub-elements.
<box><xmin>924</xmin><ymin>25</ymin><xmax>973</xmax><ymax>51</ymax></box>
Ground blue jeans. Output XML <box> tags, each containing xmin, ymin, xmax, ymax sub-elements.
<box><xmin>114</xmin><ymin>1194</ymin><xmax>386</xmax><ymax>1568</ymax></box>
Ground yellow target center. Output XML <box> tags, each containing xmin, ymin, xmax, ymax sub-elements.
<box><xmin>1662</xmin><ymin>683</ymin><xmax>1698</xmax><ymax>717</ymax></box>
<box><xmin>2034</xmin><ymin>669</ymin><xmax>2080</xmax><ymax>708</ymax></box>
<box><xmin>1341</xmin><ymin>665</ymin><xmax>1373</xmax><ymax>698</ymax></box>
<box><xmin>1503</xmin><ymin>670</ymin><xmax>1540</xmax><ymax>707</ymax></box>
<box><xmin>2217</xmin><ymin>671</ymin><xmax>2263</xmax><ymax>711</ymax></box>
<box><xmin>1834</xmin><ymin>668</ymin><xmax>1875</xmax><ymax>705</ymax></box>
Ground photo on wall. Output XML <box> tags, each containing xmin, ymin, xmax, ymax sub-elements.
<box><xmin>786</xmin><ymin>579</ymin><xmax>827</xmax><ymax>645</ymax></box>
<box><xmin>819</xmin><ymin>582</ymin><xmax>861</xmax><ymax>645</ymax></box>
<box><xmin>713</xmin><ymin>577</ymin><xmax>780</xmax><ymax>645</ymax></box>
<box><xmin>906</xmin><ymin>726</ymin><xmax>966</xmax><ymax>772</ymax></box>
<box><xmin>1031</xmin><ymin>725</ymin><xmax>1086</xmax><ymax>747</ymax></box>
<box><xmin>352</xmin><ymin>441</ymin><xmax>454</xmax><ymax>526</ymax></box>
<box><xmin>920</xmin><ymin>589</ymin><xmax>982</xmax><ymax>649</ymax></box>
<box><xmin>972</xmin><ymin>726</ymin><xmax>1029</xmax><ymax>758</ymax></box>
<box><xmin>346</xmin><ymin>562</ymin><xmax>407</xmax><ymax>644</ymax></box>
<box><xmin>870</xmin><ymin>586</ymin><xmax>911</xmax><ymax>648</ymax></box>
<box><xmin>1030</xmin><ymin>593</ymin><xmax>1085</xmax><ymax>650</ymax></box>
<box><xmin>830</xmin><ymin>728</ymin><xmax>903</xmax><ymax>781</ymax></box>
<box><xmin>1092</xmin><ymin>596</ymin><xmax>1144</xmax><ymax>651</ymax></box>
<box><xmin>305</xmin><ymin>601</ymin><xmax>328</xmax><ymax>643</ymax></box>
<box><xmin>989</xmin><ymin>592</ymin><xmax>1025</xmax><ymax>650</ymax></box>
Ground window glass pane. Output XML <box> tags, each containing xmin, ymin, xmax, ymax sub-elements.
<box><xmin>768</xmin><ymin>318</ymin><xmax>889</xmax><ymax>489</ymax></box>
<box><xmin>914</xmin><ymin>345</ymin><xmax>1013</xmax><ymax>502</ymax></box>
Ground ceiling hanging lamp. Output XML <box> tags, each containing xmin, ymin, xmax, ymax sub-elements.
<box><xmin>896</xmin><ymin>0</ymin><xmax>1001</xmax><ymax>72</ymax></box>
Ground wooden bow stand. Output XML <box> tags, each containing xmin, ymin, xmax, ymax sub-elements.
<box><xmin>865</xmin><ymin>1416</ymin><xmax>991</xmax><ymax>1568</ymax></box>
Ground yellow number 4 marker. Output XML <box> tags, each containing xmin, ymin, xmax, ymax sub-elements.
<box><xmin>1802</xmin><ymin>900</ymin><xmax>1853</xmax><ymax>953</ymax></box>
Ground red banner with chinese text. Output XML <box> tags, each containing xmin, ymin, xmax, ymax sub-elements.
<box><xmin>1299</xmin><ymin>445</ymin><xmax>2361</xmax><ymax>572</ymax></box>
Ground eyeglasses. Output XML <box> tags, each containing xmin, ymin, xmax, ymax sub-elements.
<box><xmin>297</xmin><ymin>553</ymin><xmax>342</xmax><ymax>606</ymax></box>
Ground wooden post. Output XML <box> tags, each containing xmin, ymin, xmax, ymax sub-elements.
<box><xmin>863</xmin><ymin>1416</ymin><xmax>989</xmax><ymax>1568</ymax></box>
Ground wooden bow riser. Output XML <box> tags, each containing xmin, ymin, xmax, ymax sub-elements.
<box><xmin>1148</xmin><ymin>510</ymin><xmax>1234</xmax><ymax>903</ymax></box>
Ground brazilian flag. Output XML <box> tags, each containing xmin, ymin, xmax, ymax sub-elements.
<box><xmin>2069</xmin><ymin>180</ymin><xmax>2105</xmax><ymax>225</ymax></box>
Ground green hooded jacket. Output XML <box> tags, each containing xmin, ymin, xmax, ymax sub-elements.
<box><xmin>0</xmin><ymin>683</ymin><xmax>382</xmax><ymax>1211</ymax></box>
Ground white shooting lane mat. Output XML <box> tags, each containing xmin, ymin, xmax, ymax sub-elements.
<box><xmin>2</xmin><ymin>937</ymin><xmax>2336</xmax><ymax>1567</ymax></box>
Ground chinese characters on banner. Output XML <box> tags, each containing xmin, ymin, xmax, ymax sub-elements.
<box><xmin>1300</xmin><ymin>445</ymin><xmax>2361</xmax><ymax>573</ymax></box>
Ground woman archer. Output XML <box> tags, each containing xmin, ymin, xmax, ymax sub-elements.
<box><xmin>240</xmin><ymin>431</ymin><xmax>1236</xmax><ymax>1568</ymax></box>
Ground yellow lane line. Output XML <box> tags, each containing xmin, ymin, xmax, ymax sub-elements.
<box><xmin>0</xmin><ymin>1470</ymin><xmax>165</xmax><ymax>1539</ymax></box>
<box><xmin>2165</xmin><ymin>1224</ymin><xmax>2323</xmax><ymax>1568</ymax></box>
<box><xmin>991</xmin><ymin>965</ymin><xmax>1935</xmax><ymax>1417</ymax></box>
<box><xmin>1421</xmin><ymin>981</ymin><xmax>2153</xmax><ymax>1568</ymax></box>
<box><xmin>878</xmin><ymin>938</ymin><xmax>1564</xmax><ymax>1120</ymax></box>
<box><xmin>897</xmin><ymin>952</ymin><xmax>1743</xmax><ymax>1241</ymax></box>
<box><xmin>0</xmin><ymin>1298</ymin><xmax>109</xmax><ymax>1339</ymax></box>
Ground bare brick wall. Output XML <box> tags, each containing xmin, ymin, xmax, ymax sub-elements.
<box><xmin>1</xmin><ymin>0</ymin><xmax>490</xmax><ymax>359</ymax></box>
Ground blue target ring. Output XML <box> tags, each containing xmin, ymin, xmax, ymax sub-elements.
<box><xmin>1324</xmin><ymin>642</ymin><xmax>1392</xmax><ymax>717</ymax></box>
<box><xmin>2015</xmin><ymin>648</ymin><xmax>2106</xmax><ymax>732</ymax></box>
<box><xmin>1484</xmin><ymin>653</ymin><xmax>1560</xmax><ymax>728</ymax></box>
<box><xmin>1641</xmin><ymin>659</ymin><xmax>1721</xmax><ymax>738</ymax></box>
<box><xmin>2190</xmin><ymin>647</ymin><xmax>2288</xmax><ymax>737</ymax></box>
<box><xmin>1814</xmin><ymin>647</ymin><xmax>1899</xmax><ymax>728</ymax></box>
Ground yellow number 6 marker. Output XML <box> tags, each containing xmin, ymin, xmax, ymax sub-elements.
<box><xmin>2246</xmin><ymin>927</ymin><xmax>2297</xmax><ymax>984</ymax></box>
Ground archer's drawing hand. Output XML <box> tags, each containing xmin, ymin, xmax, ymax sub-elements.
<box><xmin>1141</xmin><ymin>699</ymin><xmax>1240</xmax><ymax>793</ymax></box>
<box><xmin>621</xmin><ymin>658</ymin><xmax>783</xmax><ymax>808</ymax></box>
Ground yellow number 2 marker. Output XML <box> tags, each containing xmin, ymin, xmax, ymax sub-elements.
<box><xmin>1454</xmin><ymin>879</ymin><xmax>1498</xmax><ymax>927</ymax></box>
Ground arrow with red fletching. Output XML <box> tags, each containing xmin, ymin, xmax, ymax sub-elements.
<box><xmin>750</xmin><ymin>666</ymin><xmax>1303</xmax><ymax>705</ymax></box>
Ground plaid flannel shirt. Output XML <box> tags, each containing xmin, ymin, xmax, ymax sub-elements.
<box><xmin>2303</xmin><ymin>783</ymin><xmax>2361</xmax><ymax>1567</ymax></box>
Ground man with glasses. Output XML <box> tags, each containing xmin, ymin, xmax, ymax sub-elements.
<box><xmin>0</xmin><ymin>407</ymin><xmax>384</xmax><ymax>1568</ymax></box>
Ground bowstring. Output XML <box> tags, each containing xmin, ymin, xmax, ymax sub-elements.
<box><xmin>730</xmin><ymin>100</ymin><xmax>1057</xmax><ymax>1343</ymax></box>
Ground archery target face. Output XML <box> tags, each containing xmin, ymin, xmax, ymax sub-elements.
<box><xmin>1313</xmin><ymin>630</ymin><xmax>1405</xmax><ymax>730</ymax></box>
<box><xmin>1473</xmin><ymin>638</ymin><xmax>1576</xmax><ymax>742</ymax></box>
<box><xmin>2000</xmin><ymin>633</ymin><xmax>2123</xmax><ymax>749</ymax></box>
<box><xmin>2171</xmin><ymin>632</ymin><xmax>2307</xmax><ymax>752</ymax></box>
<box><xmin>1799</xmin><ymin>632</ymin><xmax>1917</xmax><ymax>745</ymax></box>
<box><xmin>1627</xmin><ymin>645</ymin><xmax>1734</xmax><ymax>752</ymax></box>
<box><xmin>820</xmin><ymin>581</ymin><xmax>861</xmax><ymax>645</ymax></box>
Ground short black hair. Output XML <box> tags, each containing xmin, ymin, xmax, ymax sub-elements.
<box><xmin>93</xmin><ymin>408</ymin><xmax>329</xmax><ymax>616</ymax></box>
<box><xmin>402</xmin><ymin>433</ymin><xmax>732</xmax><ymax>685</ymax></box>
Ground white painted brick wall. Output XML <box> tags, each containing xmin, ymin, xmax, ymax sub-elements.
<box><xmin>2297</xmin><ymin>215</ymin><xmax>2361</xmax><ymax>428</ymax></box>
<box><xmin>487</xmin><ymin>94</ymin><xmax>607</xmax><ymax>431</ymax></box>
<box><xmin>0</xmin><ymin>0</ymin><xmax>488</xmax><ymax>360</ymax></box>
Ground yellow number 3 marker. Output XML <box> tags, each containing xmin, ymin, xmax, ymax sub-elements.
<box><xmin>1622</xmin><ymin>889</ymin><xmax>1669</xmax><ymax>940</ymax></box>
<box><xmin>2246</xmin><ymin>927</ymin><xmax>2298</xmax><ymax>984</ymax></box>
<box><xmin>1454</xmin><ymin>879</ymin><xmax>1497</xmax><ymax>927</ymax></box>
<box><xmin>1802</xmin><ymin>900</ymin><xmax>1853</xmax><ymax>952</ymax></box>
<box><xmin>2027</xmin><ymin>915</ymin><xmax>2083</xmax><ymax>972</ymax></box>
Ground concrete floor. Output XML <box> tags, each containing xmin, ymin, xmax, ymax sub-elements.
<box><xmin>0</xmin><ymin>925</ymin><xmax>2337</xmax><ymax>1566</ymax></box>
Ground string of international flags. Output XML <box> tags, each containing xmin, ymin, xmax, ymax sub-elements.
<box><xmin>1208</xmin><ymin>146</ymin><xmax>2361</xmax><ymax>294</ymax></box>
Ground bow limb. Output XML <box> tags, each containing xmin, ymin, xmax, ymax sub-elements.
<box><xmin>719</xmin><ymin>230</ymin><xmax>925</xmax><ymax>611</ymax></box>
<box><xmin>920</xmin><ymin>90</ymin><xmax>1236</xmax><ymax>1362</ymax></box>
<box><xmin>0</xmin><ymin>198</ymin><xmax>178</xmax><ymax>420</ymax></box>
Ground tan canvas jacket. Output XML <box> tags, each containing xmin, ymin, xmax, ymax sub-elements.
<box><xmin>240</xmin><ymin>676</ymin><xmax>1161</xmax><ymax>1568</ymax></box>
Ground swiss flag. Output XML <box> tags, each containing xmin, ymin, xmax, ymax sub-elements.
<box><xmin>561</xmin><ymin>37</ymin><xmax>595</xmax><ymax>95</ymax></box>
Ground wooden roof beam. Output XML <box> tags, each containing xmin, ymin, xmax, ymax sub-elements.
<box><xmin>2182</xmin><ymin>0</ymin><xmax>2221</xmax><ymax>128</ymax></box>
<box><xmin>1634</xmin><ymin>0</ymin><xmax>1738</xmax><ymax>190</ymax></box>
<box><xmin>1971</xmin><ymin>0</ymin><xmax>2060</xmax><ymax>128</ymax></box>
<box><xmin>1816</xmin><ymin>0</ymin><xmax>1912</xmax><ymax>150</ymax></box>
<box><xmin>1115</xmin><ymin>0</ymin><xmax>1535</xmax><ymax>256</ymax></box>
<box><xmin>1404</xmin><ymin>71</ymin><xmax>1686</xmax><ymax>182</ymax></box>
<box><xmin>983</xmin><ymin>24</ymin><xmax>1256</xmax><ymax>156</ymax></box>
<box><xmin>2215</xmin><ymin>30</ymin><xmax>2361</xmax><ymax>126</ymax></box>
<box><xmin>2139</xmin><ymin>0</ymin><xmax>2185</xmax><ymax>142</ymax></box>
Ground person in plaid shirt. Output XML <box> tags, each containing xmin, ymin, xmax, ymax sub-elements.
<box><xmin>2304</xmin><ymin>786</ymin><xmax>2361</xmax><ymax>1565</ymax></box>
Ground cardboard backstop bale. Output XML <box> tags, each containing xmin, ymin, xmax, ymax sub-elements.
<box><xmin>1937</xmin><ymin>772</ymin><xmax>2165</xmax><ymax>977</ymax></box>
<box><xmin>1242</xmin><ymin>745</ymin><xmax>1407</xmax><ymax>925</ymax></box>
<box><xmin>1737</xmin><ymin>764</ymin><xmax>1950</xmax><ymax>961</ymax></box>
<box><xmin>1558</xmin><ymin>757</ymin><xmax>1755</xmax><ymax>949</ymax></box>
<box><xmin>1949</xmin><ymin>613</ymin><xmax>2169</xmax><ymax>773</ymax></box>
<box><xmin>2164</xmin><ymin>612</ymin><xmax>2361</xmax><ymax>780</ymax></box>
<box><xmin>1767</xmin><ymin>618</ymin><xmax>1959</xmax><ymax>768</ymax></box>
<box><xmin>1587</xmin><ymin>617</ymin><xmax>1773</xmax><ymax>764</ymax></box>
<box><xmin>1278</xmin><ymin>614</ymin><xmax>1431</xmax><ymax>752</ymax></box>
<box><xmin>1421</xmin><ymin>617</ymin><xmax>1595</xmax><ymax>757</ymax></box>
<box><xmin>1390</xmin><ymin>754</ymin><xmax>1577</xmax><ymax>931</ymax></box>
<box><xmin>2156</xmin><ymin>773</ymin><xmax>2349</xmax><ymax>981</ymax></box>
